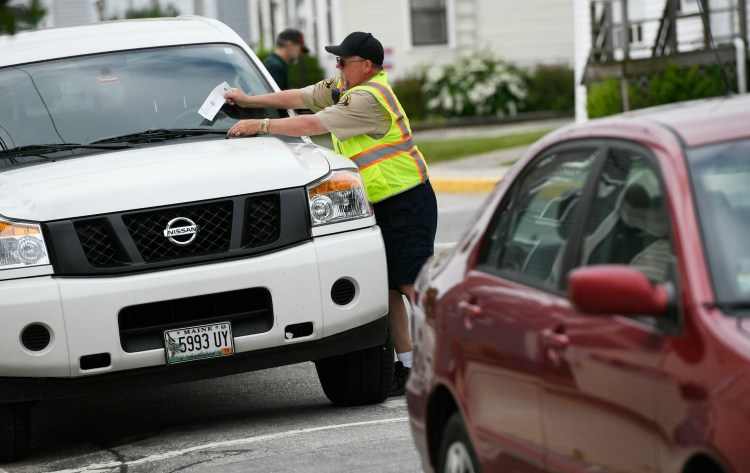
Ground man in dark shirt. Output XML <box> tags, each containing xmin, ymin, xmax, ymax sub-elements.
<box><xmin>263</xmin><ymin>29</ymin><xmax>309</xmax><ymax>90</ymax></box>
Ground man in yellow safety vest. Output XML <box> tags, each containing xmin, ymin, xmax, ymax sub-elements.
<box><xmin>225</xmin><ymin>31</ymin><xmax>437</xmax><ymax>397</ymax></box>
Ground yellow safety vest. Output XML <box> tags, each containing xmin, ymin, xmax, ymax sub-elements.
<box><xmin>332</xmin><ymin>72</ymin><xmax>428</xmax><ymax>203</ymax></box>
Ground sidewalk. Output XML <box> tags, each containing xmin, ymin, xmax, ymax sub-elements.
<box><xmin>415</xmin><ymin>118</ymin><xmax>572</xmax><ymax>193</ymax></box>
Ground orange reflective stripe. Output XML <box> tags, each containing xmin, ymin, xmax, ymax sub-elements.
<box><xmin>357</xmin><ymin>149</ymin><xmax>405</xmax><ymax>171</ymax></box>
<box><xmin>361</xmin><ymin>82</ymin><xmax>410</xmax><ymax>140</ymax></box>
<box><xmin>351</xmin><ymin>137</ymin><xmax>415</xmax><ymax>166</ymax></box>
<box><xmin>409</xmin><ymin>147</ymin><xmax>427</xmax><ymax>180</ymax></box>
<box><xmin>350</xmin><ymin>135</ymin><xmax>411</xmax><ymax>158</ymax></box>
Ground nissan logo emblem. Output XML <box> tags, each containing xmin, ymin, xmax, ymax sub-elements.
<box><xmin>163</xmin><ymin>217</ymin><xmax>199</xmax><ymax>245</ymax></box>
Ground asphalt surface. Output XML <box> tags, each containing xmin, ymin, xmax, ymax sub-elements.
<box><xmin>416</xmin><ymin>117</ymin><xmax>573</xmax><ymax>193</ymax></box>
<box><xmin>1</xmin><ymin>364</ymin><xmax>419</xmax><ymax>473</ymax></box>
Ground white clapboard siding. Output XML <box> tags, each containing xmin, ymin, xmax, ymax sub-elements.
<box><xmin>329</xmin><ymin>0</ymin><xmax>574</xmax><ymax>79</ymax></box>
<box><xmin>474</xmin><ymin>0</ymin><xmax>574</xmax><ymax>67</ymax></box>
<box><xmin>215</xmin><ymin>0</ymin><xmax>251</xmax><ymax>44</ymax></box>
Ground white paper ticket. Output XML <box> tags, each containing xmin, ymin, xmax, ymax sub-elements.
<box><xmin>198</xmin><ymin>81</ymin><xmax>232</xmax><ymax>120</ymax></box>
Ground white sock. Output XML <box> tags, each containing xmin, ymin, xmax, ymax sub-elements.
<box><xmin>397</xmin><ymin>351</ymin><xmax>413</xmax><ymax>369</ymax></box>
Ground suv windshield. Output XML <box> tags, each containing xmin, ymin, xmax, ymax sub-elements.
<box><xmin>688</xmin><ymin>138</ymin><xmax>750</xmax><ymax>311</ymax></box>
<box><xmin>0</xmin><ymin>43</ymin><xmax>280</xmax><ymax>150</ymax></box>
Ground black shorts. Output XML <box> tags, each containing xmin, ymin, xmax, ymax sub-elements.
<box><xmin>373</xmin><ymin>180</ymin><xmax>438</xmax><ymax>290</ymax></box>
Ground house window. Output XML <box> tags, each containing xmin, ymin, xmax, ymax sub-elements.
<box><xmin>410</xmin><ymin>0</ymin><xmax>448</xmax><ymax>46</ymax></box>
<box><xmin>629</xmin><ymin>23</ymin><xmax>643</xmax><ymax>44</ymax></box>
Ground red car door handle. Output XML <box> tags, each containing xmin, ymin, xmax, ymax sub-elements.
<box><xmin>458</xmin><ymin>300</ymin><xmax>482</xmax><ymax>318</ymax></box>
<box><xmin>542</xmin><ymin>329</ymin><xmax>569</xmax><ymax>349</ymax></box>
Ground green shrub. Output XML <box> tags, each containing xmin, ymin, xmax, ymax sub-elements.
<box><xmin>644</xmin><ymin>62</ymin><xmax>728</xmax><ymax>106</ymax></box>
<box><xmin>288</xmin><ymin>54</ymin><xmax>326</xmax><ymax>88</ymax></box>
<box><xmin>524</xmin><ymin>64</ymin><xmax>575</xmax><ymax>112</ymax></box>
<box><xmin>255</xmin><ymin>48</ymin><xmax>325</xmax><ymax>89</ymax></box>
<box><xmin>587</xmin><ymin>77</ymin><xmax>623</xmax><ymax>118</ymax></box>
<box><xmin>420</xmin><ymin>48</ymin><xmax>528</xmax><ymax>118</ymax></box>
<box><xmin>587</xmin><ymin>62</ymin><xmax>731</xmax><ymax>118</ymax></box>
<box><xmin>392</xmin><ymin>75</ymin><xmax>427</xmax><ymax>121</ymax></box>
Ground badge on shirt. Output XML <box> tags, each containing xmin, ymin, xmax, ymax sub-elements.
<box><xmin>337</xmin><ymin>94</ymin><xmax>352</xmax><ymax>107</ymax></box>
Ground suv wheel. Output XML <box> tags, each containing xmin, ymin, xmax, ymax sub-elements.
<box><xmin>315</xmin><ymin>318</ymin><xmax>393</xmax><ymax>406</ymax></box>
<box><xmin>0</xmin><ymin>403</ymin><xmax>31</xmax><ymax>463</ymax></box>
<box><xmin>438</xmin><ymin>412</ymin><xmax>480</xmax><ymax>473</ymax></box>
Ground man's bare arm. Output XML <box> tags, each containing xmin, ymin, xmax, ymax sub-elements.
<box><xmin>224</xmin><ymin>89</ymin><xmax>306</xmax><ymax>110</ymax></box>
<box><xmin>227</xmin><ymin>114</ymin><xmax>329</xmax><ymax>137</ymax></box>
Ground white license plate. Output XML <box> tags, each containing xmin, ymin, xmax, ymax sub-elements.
<box><xmin>164</xmin><ymin>322</ymin><xmax>234</xmax><ymax>364</ymax></box>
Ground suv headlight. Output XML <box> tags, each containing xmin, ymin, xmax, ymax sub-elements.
<box><xmin>307</xmin><ymin>170</ymin><xmax>373</xmax><ymax>226</ymax></box>
<box><xmin>0</xmin><ymin>218</ymin><xmax>51</xmax><ymax>270</ymax></box>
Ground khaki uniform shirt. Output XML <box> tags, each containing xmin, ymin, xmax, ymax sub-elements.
<box><xmin>300</xmin><ymin>76</ymin><xmax>391</xmax><ymax>142</ymax></box>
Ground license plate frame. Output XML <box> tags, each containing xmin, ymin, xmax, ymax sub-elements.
<box><xmin>164</xmin><ymin>322</ymin><xmax>234</xmax><ymax>364</ymax></box>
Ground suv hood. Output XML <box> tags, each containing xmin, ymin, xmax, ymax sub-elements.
<box><xmin>0</xmin><ymin>137</ymin><xmax>332</xmax><ymax>222</ymax></box>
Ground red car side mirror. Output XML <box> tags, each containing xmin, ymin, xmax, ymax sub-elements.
<box><xmin>568</xmin><ymin>265</ymin><xmax>670</xmax><ymax>316</ymax></box>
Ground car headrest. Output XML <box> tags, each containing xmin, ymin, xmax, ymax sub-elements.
<box><xmin>618</xmin><ymin>183</ymin><xmax>669</xmax><ymax>238</ymax></box>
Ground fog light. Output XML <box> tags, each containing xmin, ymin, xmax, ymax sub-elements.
<box><xmin>311</xmin><ymin>196</ymin><xmax>334</xmax><ymax>223</ymax></box>
<box><xmin>16</xmin><ymin>237</ymin><xmax>45</xmax><ymax>265</ymax></box>
<box><xmin>21</xmin><ymin>323</ymin><xmax>51</xmax><ymax>351</ymax></box>
<box><xmin>331</xmin><ymin>278</ymin><xmax>356</xmax><ymax>306</ymax></box>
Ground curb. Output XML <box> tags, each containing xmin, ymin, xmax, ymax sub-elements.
<box><xmin>429</xmin><ymin>178</ymin><xmax>501</xmax><ymax>194</ymax></box>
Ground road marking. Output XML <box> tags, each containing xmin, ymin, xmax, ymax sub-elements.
<box><xmin>47</xmin><ymin>417</ymin><xmax>409</xmax><ymax>473</ymax></box>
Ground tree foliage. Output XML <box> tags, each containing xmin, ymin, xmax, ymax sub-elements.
<box><xmin>0</xmin><ymin>0</ymin><xmax>46</xmax><ymax>35</ymax></box>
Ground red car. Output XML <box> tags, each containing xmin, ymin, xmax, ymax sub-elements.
<box><xmin>407</xmin><ymin>94</ymin><xmax>750</xmax><ymax>473</ymax></box>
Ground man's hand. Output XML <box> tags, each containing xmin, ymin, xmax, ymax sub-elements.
<box><xmin>227</xmin><ymin>119</ymin><xmax>261</xmax><ymax>137</ymax></box>
<box><xmin>224</xmin><ymin>88</ymin><xmax>249</xmax><ymax>107</ymax></box>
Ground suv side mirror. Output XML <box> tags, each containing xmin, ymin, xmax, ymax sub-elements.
<box><xmin>568</xmin><ymin>265</ymin><xmax>670</xmax><ymax>316</ymax></box>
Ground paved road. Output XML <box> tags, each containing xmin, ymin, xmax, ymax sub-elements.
<box><xmin>3</xmin><ymin>364</ymin><xmax>418</xmax><ymax>473</ymax></box>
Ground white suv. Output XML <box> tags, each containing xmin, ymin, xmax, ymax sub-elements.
<box><xmin>0</xmin><ymin>17</ymin><xmax>392</xmax><ymax>461</ymax></box>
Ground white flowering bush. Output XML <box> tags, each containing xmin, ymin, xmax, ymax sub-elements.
<box><xmin>421</xmin><ymin>49</ymin><xmax>528</xmax><ymax>118</ymax></box>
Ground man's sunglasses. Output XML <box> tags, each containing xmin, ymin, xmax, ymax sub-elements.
<box><xmin>336</xmin><ymin>57</ymin><xmax>367</xmax><ymax>67</ymax></box>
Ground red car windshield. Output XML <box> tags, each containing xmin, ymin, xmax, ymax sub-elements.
<box><xmin>688</xmin><ymin>138</ymin><xmax>750</xmax><ymax>310</ymax></box>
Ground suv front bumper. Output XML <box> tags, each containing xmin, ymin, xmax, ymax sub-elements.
<box><xmin>0</xmin><ymin>226</ymin><xmax>388</xmax><ymax>400</ymax></box>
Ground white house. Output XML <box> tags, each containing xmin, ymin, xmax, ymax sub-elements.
<box><xmin>324</xmin><ymin>0</ymin><xmax>575</xmax><ymax>79</ymax></box>
<box><xmin>17</xmin><ymin>0</ymin><xmax>575</xmax><ymax>80</ymax></box>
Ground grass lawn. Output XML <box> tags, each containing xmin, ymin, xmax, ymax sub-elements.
<box><xmin>414</xmin><ymin>129</ymin><xmax>552</xmax><ymax>164</ymax></box>
<box><xmin>310</xmin><ymin>129</ymin><xmax>552</xmax><ymax>164</ymax></box>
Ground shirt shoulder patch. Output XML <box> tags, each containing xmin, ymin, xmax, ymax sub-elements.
<box><xmin>324</xmin><ymin>78</ymin><xmax>337</xmax><ymax>89</ymax></box>
<box><xmin>337</xmin><ymin>94</ymin><xmax>352</xmax><ymax>107</ymax></box>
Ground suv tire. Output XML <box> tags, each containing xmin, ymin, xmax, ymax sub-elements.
<box><xmin>315</xmin><ymin>317</ymin><xmax>393</xmax><ymax>406</ymax></box>
<box><xmin>0</xmin><ymin>403</ymin><xmax>30</xmax><ymax>463</ymax></box>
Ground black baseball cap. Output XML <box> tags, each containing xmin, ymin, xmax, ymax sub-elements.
<box><xmin>325</xmin><ymin>32</ymin><xmax>384</xmax><ymax>65</ymax></box>
<box><xmin>277</xmin><ymin>28</ymin><xmax>309</xmax><ymax>54</ymax></box>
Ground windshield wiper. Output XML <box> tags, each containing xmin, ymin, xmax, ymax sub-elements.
<box><xmin>0</xmin><ymin>143</ymin><xmax>130</xmax><ymax>160</ymax></box>
<box><xmin>91</xmin><ymin>128</ymin><xmax>228</xmax><ymax>144</ymax></box>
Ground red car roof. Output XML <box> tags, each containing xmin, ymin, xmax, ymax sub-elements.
<box><xmin>590</xmin><ymin>93</ymin><xmax>750</xmax><ymax>147</ymax></box>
